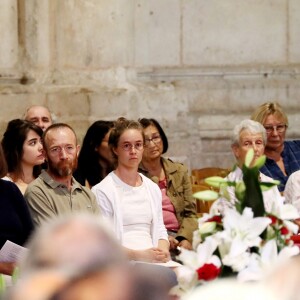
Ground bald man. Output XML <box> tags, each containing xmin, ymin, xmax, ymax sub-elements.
<box><xmin>24</xmin><ymin>105</ymin><xmax>53</xmax><ymax>131</ymax></box>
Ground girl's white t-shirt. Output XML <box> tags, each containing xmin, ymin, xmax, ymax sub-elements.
<box><xmin>120</xmin><ymin>181</ymin><xmax>153</xmax><ymax>250</ymax></box>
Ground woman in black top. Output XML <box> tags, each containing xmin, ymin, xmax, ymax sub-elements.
<box><xmin>0</xmin><ymin>144</ymin><xmax>33</xmax><ymax>275</ymax></box>
<box><xmin>74</xmin><ymin>120</ymin><xmax>114</xmax><ymax>188</ymax></box>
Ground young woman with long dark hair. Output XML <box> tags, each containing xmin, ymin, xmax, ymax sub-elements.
<box><xmin>1</xmin><ymin>119</ymin><xmax>44</xmax><ymax>194</ymax></box>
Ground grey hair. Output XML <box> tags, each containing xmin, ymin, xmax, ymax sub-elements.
<box><xmin>23</xmin><ymin>105</ymin><xmax>57</xmax><ymax>123</ymax></box>
<box><xmin>231</xmin><ymin>119</ymin><xmax>267</xmax><ymax>146</ymax></box>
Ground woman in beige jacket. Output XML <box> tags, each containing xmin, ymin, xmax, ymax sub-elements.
<box><xmin>139</xmin><ymin>118</ymin><xmax>197</xmax><ymax>252</ymax></box>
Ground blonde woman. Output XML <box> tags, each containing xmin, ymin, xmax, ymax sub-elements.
<box><xmin>251</xmin><ymin>102</ymin><xmax>300</xmax><ymax>192</ymax></box>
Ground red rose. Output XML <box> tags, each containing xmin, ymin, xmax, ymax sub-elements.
<box><xmin>268</xmin><ymin>215</ymin><xmax>278</xmax><ymax>225</ymax></box>
<box><xmin>280</xmin><ymin>226</ymin><xmax>289</xmax><ymax>235</ymax></box>
<box><xmin>207</xmin><ymin>216</ymin><xmax>222</xmax><ymax>223</ymax></box>
<box><xmin>196</xmin><ymin>263</ymin><xmax>221</xmax><ymax>281</ymax></box>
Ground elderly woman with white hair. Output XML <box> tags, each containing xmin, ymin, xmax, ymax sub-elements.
<box><xmin>212</xmin><ymin>119</ymin><xmax>283</xmax><ymax>214</ymax></box>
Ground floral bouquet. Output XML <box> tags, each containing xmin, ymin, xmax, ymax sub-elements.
<box><xmin>174</xmin><ymin>149</ymin><xmax>299</xmax><ymax>294</ymax></box>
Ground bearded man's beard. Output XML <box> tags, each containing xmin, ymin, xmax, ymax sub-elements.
<box><xmin>48</xmin><ymin>158</ymin><xmax>78</xmax><ymax>178</ymax></box>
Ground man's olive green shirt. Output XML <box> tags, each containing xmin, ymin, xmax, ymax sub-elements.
<box><xmin>25</xmin><ymin>170</ymin><xmax>100</xmax><ymax>226</ymax></box>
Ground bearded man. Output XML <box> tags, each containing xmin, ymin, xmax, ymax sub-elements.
<box><xmin>25</xmin><ymin>123</ymin><xmax>100</xmax><ymax>226</ymax></box>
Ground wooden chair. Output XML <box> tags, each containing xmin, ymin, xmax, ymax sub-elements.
<box><xmin>192</xmin><ymin>184</ymin><xmax>216</xmax><ymax>216</ymax></box>
<box><xmin>191</xmin><ymin>167</ymin><xmax>230</xmax><ymax>186</ymax></box>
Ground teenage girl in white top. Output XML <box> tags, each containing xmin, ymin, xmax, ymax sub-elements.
<box><xmin>92</xmin><ymin>117</ymin><xmax>170</xmax><ymax>263</ymax></box>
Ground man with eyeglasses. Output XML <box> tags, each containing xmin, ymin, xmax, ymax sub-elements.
<box><xmin>251</xmin><ymin>102</ymin><xmax>300</xmax><ymax>192</ymax></box>
<box><xmin>25</xmin><ymin>123</ymin><xmax>100</xmax><ymax>226</ymax></box>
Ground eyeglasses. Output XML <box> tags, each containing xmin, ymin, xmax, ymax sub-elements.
<box><xmin>144</xmin><ymin>135</ymin><xmax>161</xmax><ymax>146</ymax></box>
<box><xmin>49</xmin><ymin>145</ymin><xmax>76</xmax><ymax>155</ymax></box>
<box><xmin>264</xmin><ymin>124</ymin><xmax>287</xmax><ymax>134</ymax></box>
<box><xmin>120</xmin><ymin>142</ymin><xmax>144</xmax><ymax>151</ymax></box>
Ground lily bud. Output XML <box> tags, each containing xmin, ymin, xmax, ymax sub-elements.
<box><xmin>199</xmin><ymin>222</ymin><xmax>217</xmax><ymax>235</ymax></box>
<box><xmin>253</xmin><ymin>155</ymin><xmax>266</xmax><ymax>169</ymax></box>
<box><xmin>193</xmin><ymin>190</ymin><xmax>219</xmax><ymax>201</ymax></box>
<box><xmin>205</xmin><ymin>176</ymin><xmax>228</xmax><ymax>188</ymax></box>
<box><xmin>245</xmin><ymin>148</ymin><xmax>254</xmax><ymax>167</ymax></box>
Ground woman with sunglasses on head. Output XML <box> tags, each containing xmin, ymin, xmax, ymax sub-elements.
<box><xmin>91</xmin><ymin>117</ymin><xmax>171</xmax><ymax>264</ymax></box>
<box><xmin>138</xmin><ymin>118</ymin><xmax>197</xmax><ymax>253</ymax></box>
<box><xmin>1</xmin><ymin>119</ymin><xmax>45</xmax><ymax>194</ymax></box>
<box><xmin>251</xmin><ymin>102</ymin><xmax>300</xmax><ymax>192</ymax></box>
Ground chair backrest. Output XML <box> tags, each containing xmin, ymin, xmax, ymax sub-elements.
<box><xmin>192</xmin><ymin>184</ymin><xmax>216</xmax><ymax>216</ymax></box>
<box><xmin>191</xmin><ymin>167</ymin><xmax>231</xmax><ymax>215</ymax></box>
<box><xmin>191</xmin><ymin>167</ymin><xmax>230</xmax><ymax>185</ymax></box>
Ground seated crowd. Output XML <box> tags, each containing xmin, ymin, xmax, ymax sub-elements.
<box><xmin>0</xmin><ymin>102</ymin><xmax>300</xmax><ymax>300</ymax></box>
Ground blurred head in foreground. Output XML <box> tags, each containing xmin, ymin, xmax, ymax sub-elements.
<box><xmin>182</xmin><ymin>278</ymin><xmax>277</xmax><ymax>300</ymax></box>
<box><xmin>9</xmin><ymin>214</ymin><xmax>133</xmax><ymax>300</ymax></box>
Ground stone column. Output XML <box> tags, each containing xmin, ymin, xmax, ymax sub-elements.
<box><xmin>0</xmin><ymin>0</ymin><xmax>18</xmax><ymax>69</ymax></box>
<box><xmin>23</xmin><ymin>0</ymin><xmax>52</xmax><ymax>68</ymax></box>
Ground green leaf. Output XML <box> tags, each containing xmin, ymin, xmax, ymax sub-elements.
<box><xmin>241</xmin><ymin>164</ymin><xmax>265</xmax><ymax>217</ymax></box>
<box><xmin>205</xmin><ymin>176</ymin><xmax>228</xmax><ymax>188</ymax></box>
<box><xmin>193</xmin><ymin>190</ymin><xmax>219</xmax><ymax>201</ymax></box>
<box><xmin>235</xmin><ymin>181</ymin><xmax>246</xmax><ymax>202</ymax></box>
<box><xmin>266</xmin><ymin>226</ymin><xmax>276</xmax><ymax>240</ymax></box>
<box><xmin>245</xmin><ymin>148</ymin><xmax>254</xmax><ymax>167</ymax></box>
<box><xmin>260</xmin><ymin>181</ymin><xmax>280</xmax><ymax>191</ymax></box>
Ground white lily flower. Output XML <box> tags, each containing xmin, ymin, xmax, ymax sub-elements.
<box><xmin>175</xmin><ymin>265</ymin><xmax>198</xmax><ymax>293</ymax></box>
<box><xmin>238</xmin><ymin>239</ymin><xmax>300</xmax><ymax>282</ymax></box>
<box><xmin>237</xmin><ymin>253</ymin><xmax>262</xmax><ymax>282</ymax></box>
<box><xmin>208</xmin><ymin>207</ymin><xmax>271</xmax><ymax>272</ymax></box>
<box><xmin>175</xmin><ymin>165</ymin><xmax>300</xmax><ymax>293</ymax></box>
<box><xmin>176</xmin><ymin>237</ymin><xmax>222</xmax><ymax>291</ymax></box>
<box><xmin>179</xmin><ymin>237</ymin><xmax>221</xmax><ymax>270</ymax></box>
<box><xmin>278</xmin><ymin>203</ymin><xmax>299</xmax><ymax>220</ymax></box>
<box><xmin>223</xmin><ymin>249</ymin><xmax>252</xmax><ymax>272</ymax></box>
<box><xmin>215</xmin><ymin>234</ymin><xmax>252</xmax><ymax>272</ymax></box>
<box><xmin>194</xmin><ymin>213</ymin><xmax>222</xmax><ymax>248</ymax></box>
<box><xmin>266</xmin><ymin>197</ymin><xmax>299</xmax><ymax>220</ymax></box>
<box><xmin>222</xmin><ymin>207</ymin><xmax>271</xmax><ymax>248</ymax></box>
<box><xmin>283</xmin><ymin>220</ymin><xmax>299</xmax><ymax>235</ymax></box>
<box><xmin>178</xmin><ymin>248</ymin><xmax>200</xmax><ymax>269</ymax></box>
<box><xmin>197</xmin><ymin>213</ymin><xmax>214</xmax><ymax>226</ymax></box>
<box><xmin>192</xmin><ymin>229</ymin><xmax>202</xmax><ymax>249</ymax></box>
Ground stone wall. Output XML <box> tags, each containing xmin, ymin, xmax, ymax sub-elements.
<box><xmin>1</xmin><ymin>0</ymin><xmax>300</xmax><ymax>172</ymax></box>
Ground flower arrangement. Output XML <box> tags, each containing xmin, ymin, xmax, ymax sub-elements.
<box><xmin>174</xmin><ymin>149</ymin><xmax>299</xmax><ymax>294</ymax></box>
